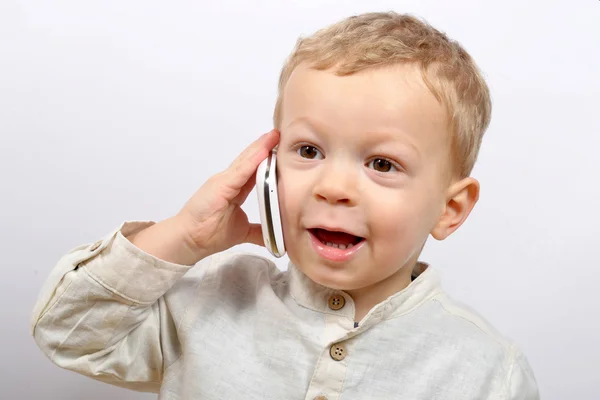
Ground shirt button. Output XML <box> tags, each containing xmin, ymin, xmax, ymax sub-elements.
<box><xmin>314</xmin><ymin>396</ymin><xmax>328</xmax><ymax>400</ymax></box>
<box><xmin>328</xmin><ymin>294</ymin><xmax>345</xmax><ymax>310</ymax></box>
<box><xmin>90</xmin><ymin>241</ymin><xmax>102</xmax><ymax>251</ymax></box>
<box><xmin>329</xmin><ymin>342</ymin><xmax>347</xmax><ymax>361</ymax></box>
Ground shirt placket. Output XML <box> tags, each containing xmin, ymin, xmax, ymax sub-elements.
<box><xmin>304</xmin><ymin>293</ymin><xmax>356</xmax><ymax>400</ymax></box>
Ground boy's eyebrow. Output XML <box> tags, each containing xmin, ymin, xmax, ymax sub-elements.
<box><xmin>283</xmin><ymin>116</ymin><xmax>319</xmax><ymax>132</ymax></box>
<box><xmin>362</xmin><ymin>129</ymin><xmax>421</xmax><ymax>158</ymax></box>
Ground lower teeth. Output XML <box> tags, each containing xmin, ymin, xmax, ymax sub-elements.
<box><xmin>324</xmin><ymin>241</ymin><xmax>353</xmax><ymax>250</ymax></box>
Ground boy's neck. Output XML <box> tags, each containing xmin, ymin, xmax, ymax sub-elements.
<box><xmin>346</xmin><ymin>261</ymin><xmax>417</xmax><ymax>322</ymax></box>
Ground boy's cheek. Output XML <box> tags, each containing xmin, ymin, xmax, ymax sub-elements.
<box><xmin>277</xmin><ymin>169</ymin><xmax>305</xmax><ymax>209</ymax></box>
<box><xmin>276</xmin><ymin>176</ymin><xmax>299</xmax><ymax>232</ymax></box>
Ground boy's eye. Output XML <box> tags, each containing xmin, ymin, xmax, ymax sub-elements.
<box><xmin>368</xmin><ymin>158</ymin><xmax>396</xmax><ymax>173</ymax></box>
<box><xmin>297</xmin><ymin>145</ymin><xmax>323</xmax><ymax>159</ymax></box>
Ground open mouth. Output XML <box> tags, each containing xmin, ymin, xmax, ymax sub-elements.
<box><xmin>308</xmin><ymin>228</ymin><xmax>365</xmax><ymax>250</ymax></box>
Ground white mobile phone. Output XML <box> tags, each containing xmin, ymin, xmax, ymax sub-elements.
<box><xmin>256</xmin><ymin>148</ymin><xmax>286</xmax><ymax>258</ymax></box>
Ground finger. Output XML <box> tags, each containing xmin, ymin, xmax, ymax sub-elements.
<box><xmin>226</xmin><ymin>130</ymin><xmax>280</xmax><ymax>191</ymax></box>
<box><xmin>244</xmin><ymin>223</ymin><xmax>265</xmax><ymax>247</ymax></box>
<box><xmin>229</xmin><ymin>130</ymin><xmax>276</xmax><ymax>171</ymax></box>
<box><xmin>232</xmin><ymin>169</ymin><xmax>257</xmax><ymax>206</ymax></box>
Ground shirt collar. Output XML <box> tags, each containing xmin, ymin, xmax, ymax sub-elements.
<box><xmin>288</xmin><ymin>261</ymin><xmax>443</xmax><ymax>326</ymax></box>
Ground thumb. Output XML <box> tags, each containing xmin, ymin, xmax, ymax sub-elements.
<box><xmin>245</xmin><ymin>223</ymin><xmax>265</xmax><ymax>247</ymax></box>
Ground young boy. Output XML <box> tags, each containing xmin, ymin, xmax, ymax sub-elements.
<box><xmin>31</xmin><ymin>12</ymin><xmax>539</xmax><ymax>400</ymax></box>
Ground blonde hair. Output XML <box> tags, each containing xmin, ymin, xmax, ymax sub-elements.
<box><xmin>273</xmin><ymin>12</ymin><xmax>492</xmax><ymax>178</ymax></box>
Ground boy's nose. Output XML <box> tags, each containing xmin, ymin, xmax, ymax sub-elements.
<box><xmin>312</xmin><ymin>164</ymin><xmax>359</xmax><ymax>206</ymax></box>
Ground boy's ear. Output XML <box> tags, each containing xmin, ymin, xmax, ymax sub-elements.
<box><xmin>431</xmin><ymin>177</ymin><xmax>480</xmax><ymax>240</ymax></box>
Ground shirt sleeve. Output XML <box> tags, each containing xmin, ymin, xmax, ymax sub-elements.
<box><xmin>506</xmin><ymin>345</ymin><xmax>540</xmax><ymax>400</ymax></box>
<box><xmin>30</xmin><ymin>221</ymin><xmax>195</xmax><ymax>393</ymax></box>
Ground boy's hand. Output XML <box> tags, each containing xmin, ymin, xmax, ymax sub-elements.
<box><xmin>177</xmin><ymin>129</ymin><xmax>280</xmax><ymax>258</ymax></box>
<box><xmin>128</xmin><ymin>129</ymin><xmax>280</xmax><ymax>265</ymax></box>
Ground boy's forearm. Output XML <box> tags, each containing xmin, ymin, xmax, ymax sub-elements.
<box><xmin>127</xmin><ymin>216</ymin><xmax>207</xmax><ymax>266</ymax></box>
<box><xmin>31</xmin><ymin>223</ymin><xmax>193</xmax><ymax>389</ymax></box>
<box><xmin>33</xmin><ymin>265</ymin><xmax>163</xmax><ymax>390</ymax></box>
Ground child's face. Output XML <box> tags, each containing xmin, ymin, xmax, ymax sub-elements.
<box><xmin>276</xmin><ymin>63</ymin><xmax>454</xmax><ymax>293</ymax></box>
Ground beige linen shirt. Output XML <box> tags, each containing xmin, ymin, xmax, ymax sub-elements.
<box><xmin>31</xmin><ymin>222</ymin><xmax>539</xmax><ymax>399</ymax></box>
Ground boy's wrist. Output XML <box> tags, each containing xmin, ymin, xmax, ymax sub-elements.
<box><xmin>127</xmin><ymin>216</ymin><xmax>209</xmax><ymax>266</ymax></box>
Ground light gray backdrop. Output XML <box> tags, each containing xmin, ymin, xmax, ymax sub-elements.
<box><xmin>1</xmin><ymin>0</ymin><xmax>598</xmax><ymax>399</ymax></box>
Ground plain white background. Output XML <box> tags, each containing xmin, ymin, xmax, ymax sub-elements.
<box><xmin>1</xmin><ymin>0</ymin><xmax>599</xmax><ymax>399</ymax></box>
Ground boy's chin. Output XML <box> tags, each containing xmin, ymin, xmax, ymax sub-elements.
<box><xmin>288</xmin><ymin>245</ymin><xmax>370</xmax><ymax>290</ymax></box>
<box><xmin>294</xmin><ymin>261</ymin><xmax>362</xmax><ymax>291</ymax></box>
